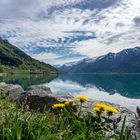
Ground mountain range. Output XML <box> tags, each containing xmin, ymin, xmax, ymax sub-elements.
<box><xmin>0</xmin><ymin>38</ymin><xmax>58</xmax><ymax>74</ymax></box>
<box><xmin>59</xmin><ymin>47</ymin><xmax>140</xmax><ymax>73</ymax></box>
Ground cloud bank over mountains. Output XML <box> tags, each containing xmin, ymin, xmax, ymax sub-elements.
<box><xmin>0</xmin><ymin>0</ymin><xmax>140</xmax><ymax>65</ymax></box>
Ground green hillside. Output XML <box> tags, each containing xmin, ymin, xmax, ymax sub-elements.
<box><xmin>0</xmin><ymin>38</ymin><xmax>59</xmax><ymax>74</ymax></box>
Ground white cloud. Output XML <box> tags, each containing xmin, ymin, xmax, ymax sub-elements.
<box><xmin>45</xmin><ymin>79</ymin><xmax>86</xmax><ymax>93</ymax></box>
<box><xmin>0</xmin><ymin>0</ymin><xmax>140</xmax><ymax>64</ymax></box>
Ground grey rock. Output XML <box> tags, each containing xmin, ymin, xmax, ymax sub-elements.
<box><xmin>20</xmin><ymin>85</ymin><xmax>73</xmax><ymax>111</ymax></box>
<box><xmin>77</xmin><ymin>100</ymin><xmax>140</xmax><ymax>137</ymax></box>
<box><xmin>0</xmin><ymin>82</ymin><xmax>24</xmax><ymax>102</ymax></box>
<box><xmin>26</xmin><ymin>85</ymin><xmax>52</xmax><ymax>96</ymax></box>
<box><xmin>25</xmin><ymin>94</ymin><xmax>72</xmax><ymax>111</ymax></box>
<box><xmin>77</xmin><ymin>99</ymin><xmax>136</xmax><ymax>132</ymax></box>
<box><xmin>25</xmin><ymin>95</ymin><xmax>59</xmax><ymax>111</ymax></box>
<box><xmin>52</xmin><ymin>93</ymin><xmax>74</xmax><ymax>101</ymax></box>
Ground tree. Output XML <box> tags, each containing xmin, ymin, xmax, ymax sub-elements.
<box><xmin>19</xmin><ymin>63</ymin><xmax>28</xmax><ymax>70</ymax></box>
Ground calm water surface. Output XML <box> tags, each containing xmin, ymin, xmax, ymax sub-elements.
<box><xmin>1</xmin><ymin>73</ymin><xmax>140</xmax><ymax>111</ymax></box>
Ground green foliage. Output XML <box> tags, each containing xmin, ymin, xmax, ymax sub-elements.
<box><xmin>0</xmin><ymin>65</ymin><xmax>4</xmax><ymax>73</ymax></box>
<box><xmin>0</xmin><ymin>100</ymin><xmax>106</xmax><ymax>140</ymax></box>
<box><xmin>119</xmin><ymin>116</ymin><xmax>133</xmax><ymax>140</ymax></box>
<box><xmin>0</xmin><ymin>94</ymin><xmax>136</xmax><ymax>140</ymax></box>
<box><xmin>19</xmin><ymin>63</ymin><xmax>28</xmax><ymax>70</ymax></box>
<box><xmin>120</xmin><ymin>116</ymin><xmax>126</xmax><ymax>140</ymax></box>
<box><xmin>0</xmin><ymin>38</ymin><xmax>59</xmax><ymax>74</ymax></box>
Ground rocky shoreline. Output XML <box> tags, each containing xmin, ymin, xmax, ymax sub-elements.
<box><xmin>0</xmin><ymin>82</ymin><xmax>139</xmax><ymax>136</ymax></box>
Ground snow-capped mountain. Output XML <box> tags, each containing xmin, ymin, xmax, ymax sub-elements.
<box><xmin>58</xmin><ymin>57</ymin><xmax>95</xmax><ymax>71</ymax></box>
<box><xmin>59</xmin><ymin>47</ymin><xmax>140</xmax><ymax>73</ymax></box>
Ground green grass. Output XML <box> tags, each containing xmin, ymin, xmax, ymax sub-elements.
<box><xmin>0</xmin><ymin>65</ymin><xmax>4</xmax><ymax>73</ymax></box>
<box><xmin>0</xmin><ymin>94</ymin><xmax>135</xmax><ymax>140</ymax></box>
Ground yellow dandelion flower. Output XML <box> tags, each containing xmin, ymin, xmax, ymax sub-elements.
<box><xmin>52</xmin><ymin>103</ymin><xmax>65</xmax><ymax>109</ymax></box>
<box><xmin>95</xmin><ymin>103</ymin><xmax>118</xmax><ymax>114</ymax></box>
<box><xmin>95</xmin><ymin>103</ymin><xmax>108</xmax><ymax>112</ymax></box>
<box><xmin>76</xmin><ymin>95</ymin><xmax>88</xmax><ymax>103</ymax></box>
<box><xmin>93</xmin><ymin>107</ymin><xmax>101</xmax><ymax>112</ymax></box>
<box><xmin>64</xmin><ymin>101</ymin><xmax>76</xmax><ymax>107</ymax></box>
<box><xmin>105</xmin><ymin>106</ymin><xmax>119</xmax><ymax>114</ymax></box>
<box><xmin>96</xmin><ymin>103</ymin><xmax>108</xmax><ymax>109</ymax></box>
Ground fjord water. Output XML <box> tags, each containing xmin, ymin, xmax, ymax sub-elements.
<box><xmin>1</xmin><ymin>73</ymin><xmax>140</xmax><ymax>111</ymax></box>
<box><xmin>45</xmin><ymin>74</ymin><xmax>140</xmax><ymax>111</ymax></box>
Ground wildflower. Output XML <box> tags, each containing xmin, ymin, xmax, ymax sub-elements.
<box><xmin>96</xmin><ymin>103</ymin><xmax>108</xmax><ymax>109</ymax></box>
<box><xmin>52</xmin><ymin>103</ymin><xmax>65</xmax><ymax>110</ymax></box>
<box><xmin>95</xmin><ymin>103</ymin><xmax>108</xmax><ymax>112</ymax></box>
<box><xmin>94</xmin><ymin>103</ymin><xmax>119</xmax><ymax>115</ymax></box>
<box><xmin>64</xmin><ymin>101</ymin><xmax>76</xmax><ymax>107</ymax></box>
<box><xmin>105</xmin><ymin>106</ymin><xmax>119</xmax><ymax>115</ymax></box>
<box><xmin>76</xmin><ymin>95</ymin><xmax>88</xmax><ymax>103</ymax></box>
<box><xmin>93</xmin><ymin>107</ymin><xmax>103</xmax><ymax>114</ymax></box>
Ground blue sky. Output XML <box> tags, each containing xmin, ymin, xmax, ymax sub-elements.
<box><xmin>0</xmin><ymin>0</ymin><xmax>140</xmax><ymax>65</ymax></box>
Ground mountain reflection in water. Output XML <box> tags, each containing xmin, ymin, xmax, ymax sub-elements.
<box><xmin>1</xmin><ymin>73</ymin><xmax>140</xmax><ymax>111</ymax></box>
<box><xmin>45</xmin><ymin>74</ymin><xmax>140</xmax><ymax>111</ymax></box>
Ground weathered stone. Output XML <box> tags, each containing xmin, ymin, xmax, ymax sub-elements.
<box><xmin>26</xmin><ymin>95</ymin><xmax>59</xmax><ymax>111</ymax></box>
<box><xmin>0</xmin><ymin>82</ymin><xmax>24</xmax><ymax>102</ymax></box>
<box><xmin>20</xmin><ymin>85</ymin><xmax>72</xmax><ymax>111</ymax></box>
<box><xmin>26</xmin><ymin>85</ymin><xmax>52</xmax><ymax>96</ymax></box>
<box><xmin>75</xmin><ymin>99</ymin><xmax>136</xmax><ymax>132</ymax></box>
<box><xmin>52</xmin><ymin>93</ymin><xmax>74</xmax><ymax>101</ymax></box>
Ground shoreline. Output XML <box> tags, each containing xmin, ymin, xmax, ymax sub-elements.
<box><xmin>0</xmin><ymin>80</ymin><xmax>139</xmax><ymax>112</ymax></box>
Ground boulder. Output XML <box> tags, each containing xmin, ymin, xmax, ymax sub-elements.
<box><xmin>20</xmin><ymin>85</ymin><xmax>74</xmax><ymax>111</ymax></box>
<box><xmin>81</xmin><ymin>100</ymin><xmax>136</xmax><ymax>132</ymax></box>
<box><xmin>0</xmin><ymin>82</ymin><xmax>24</xmax><ymax>102</ymax></box>
<box><xmin>25</xmin><ymin>85</ymin><xmax>53</xmax><ymax>96</ymax></box>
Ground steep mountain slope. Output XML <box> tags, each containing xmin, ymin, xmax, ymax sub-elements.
<box><xmin>0</xmin><ymin>38</ymin><xmax>59</xmax><ymax>73</ymax></box>
<box><xmin>59</xmin><ymin>47</ymin><xmax>140</xmax><ymax>73</ymax></box>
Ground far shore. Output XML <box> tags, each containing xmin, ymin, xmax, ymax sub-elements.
<box><xmin>2</xmin><ymin>69</ymin><xmax>140</xmax><ymax>76</ymax></box>
<box><xmin>64</xmin><ymin>72</ymin><xmax>140</xmax><ymax>75</ymax></box>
